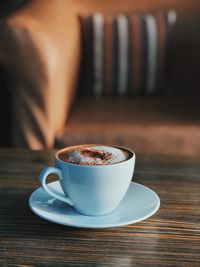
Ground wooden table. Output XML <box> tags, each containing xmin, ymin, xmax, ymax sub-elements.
<box><xmin>0</xmin><ymin>149</ymin><xmax>199</xmax><ymax>266</ymax></box>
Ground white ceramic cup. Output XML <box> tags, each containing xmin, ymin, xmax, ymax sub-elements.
<box><xmin>39</xmin><ymin>145</ymin><xmax>135</xmax><ymax>216</ymax></box>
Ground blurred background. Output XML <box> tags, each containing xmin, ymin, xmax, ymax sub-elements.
<box><xmin>0</xmin><ymin>0</ymin><xmax>200</xmax><ymax>155</ymax></box>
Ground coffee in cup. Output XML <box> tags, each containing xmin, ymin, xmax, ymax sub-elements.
<box><xmin>58</xmin><ymin>144</ymin><xmax>132</xmax><ymax>165</ymax></box>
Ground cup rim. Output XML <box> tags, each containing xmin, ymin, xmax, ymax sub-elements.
<box><xmin>55</xmin><ymin>144</ymin><xmax>135</xmax><ymax>168</ymax></box>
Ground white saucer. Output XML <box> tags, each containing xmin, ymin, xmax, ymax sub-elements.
<box><xmin>29</xmin><ymin>181</ymin><xmax>160</xmax><ymax>229</ymax></box>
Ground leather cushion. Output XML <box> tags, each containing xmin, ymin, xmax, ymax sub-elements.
<box><xmin>56</xmin><ymin>97</ymin><xmax>200</xmax><ymax>156</ymax></box>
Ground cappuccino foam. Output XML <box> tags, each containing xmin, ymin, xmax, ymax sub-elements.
<box><xmin>59</xmin><ymin>145</ymin><xmax>129</xmax><ymax>165</ymax></box>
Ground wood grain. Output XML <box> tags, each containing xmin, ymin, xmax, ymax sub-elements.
<box><xmin>0</xmin><ymin>149</ymin><xmax>200</xmax><ymax>266</ymax></box>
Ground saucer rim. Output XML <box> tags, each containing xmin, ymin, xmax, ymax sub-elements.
<box><xmin>29</xmin><ymin>181</ymin><xmax>160</xmax><ymax>229</ymax></box>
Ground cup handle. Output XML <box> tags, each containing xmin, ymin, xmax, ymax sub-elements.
<box><xmin>39</xmin><ymin>167</ymin><xmax>73</xmax><ymax>206</ymax></box>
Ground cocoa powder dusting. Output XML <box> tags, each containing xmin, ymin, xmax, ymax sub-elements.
<box><xmin>81</xmin><ymin>149</ymin><xmax>112</xmax><ymax>161</ymax></box>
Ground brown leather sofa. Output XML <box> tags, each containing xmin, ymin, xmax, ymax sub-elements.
<box><xmin>0</xmin><ymin>0</ymin><xmax>200</xmax><ymax>155</ymax></box>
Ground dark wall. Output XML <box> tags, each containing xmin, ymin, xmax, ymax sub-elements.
<box><xmin>0</xmin><ymin>0</ymin><xmax>27</xmax><ymax>17</ymax></box>
<box><xmin>0</xmin><ymin>66</ymin><xmax>11</xmax><ymax>147</ymax></box>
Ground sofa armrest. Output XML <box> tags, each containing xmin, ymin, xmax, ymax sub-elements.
<box><xmin>0</xmin><ymin>0</ymin><xmax>81</xmax><ymax>149</ymax></box>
